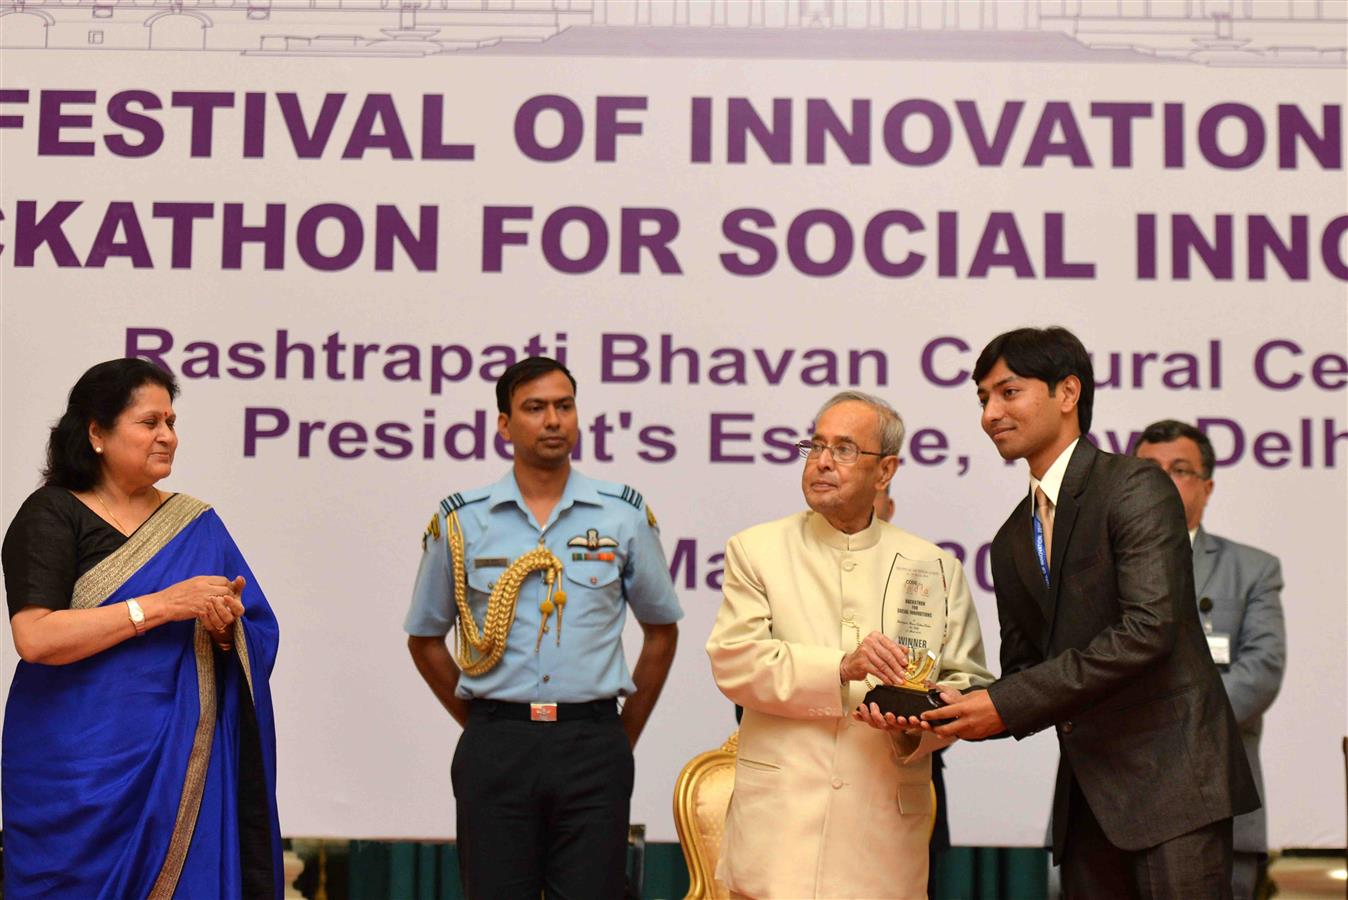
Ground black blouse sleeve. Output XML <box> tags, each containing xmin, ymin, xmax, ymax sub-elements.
<box><xmin>3</xmin><ymin>487</ymin><xmax>84</xmax><ymax>617</ymax></box>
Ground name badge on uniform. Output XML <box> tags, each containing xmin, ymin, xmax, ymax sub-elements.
<box><xmin>1206</xmin><ymin>632</ymin><xmax>1232</xmax><ymax>665</ymax></box>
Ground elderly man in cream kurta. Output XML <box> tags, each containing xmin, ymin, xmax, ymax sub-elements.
<box><xmin>708</xmin><ymin>392</ymin><xmax>992</xmax><ymax>900</ymax></box>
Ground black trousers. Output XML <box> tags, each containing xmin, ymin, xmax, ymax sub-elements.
<box><xmin>451</xmin><ymin>701</ymin><xmax>634</xmax><ymax>900</ymax></box>
<box><xmin>1062</xmin><ymin>779</ymin><xmax>1234</xmax><ymax>900</ymax></box>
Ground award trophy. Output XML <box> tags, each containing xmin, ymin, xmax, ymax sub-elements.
<box><xmin>862</xmin><ymin>554</ymin><xmax>950</xmax><ymax>719</ymax></box>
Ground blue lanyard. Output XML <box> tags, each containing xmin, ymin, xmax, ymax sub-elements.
<box><xmin>1031</xmin><ymin>506</ymin><xmax>1050</xmax><ymax>586</ymax></box>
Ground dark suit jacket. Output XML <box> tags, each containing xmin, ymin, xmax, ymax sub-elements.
<box><xmin>984</xmin><ymin>440</ymin><xmax>1259</xmax><ymax>859</ymax></box>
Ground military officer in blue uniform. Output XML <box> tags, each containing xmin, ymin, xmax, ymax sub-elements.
<box><xmin>405</xmin><ymin>356</ymin><xmax>682</xmax><ymax>900</ymax></box>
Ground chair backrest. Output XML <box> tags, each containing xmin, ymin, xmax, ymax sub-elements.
<box><xmin>672</xmin><ymin>730</ymin><xmax>739</xmax><ymax>900</ymax></box>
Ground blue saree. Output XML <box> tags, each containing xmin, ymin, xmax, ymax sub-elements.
<box><xmin>2</xmin><ymin>494</ymin><xmax>282</xmax><ymax>898</ymax></box>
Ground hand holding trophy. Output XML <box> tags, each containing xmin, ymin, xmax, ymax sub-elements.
<box><xmin>861</xmin><ymin>647</ymin><xmax>949</xmax><ymax>719</ymax></box>
<box><xmin>839</xmin><ymin>629</ymin><xmax>911</xmax><ymax>686</ymax></box>
<box><xmin>860</xmin><ymin>553</ymin><xmax>952</xmax><ymax>720</ymax></box>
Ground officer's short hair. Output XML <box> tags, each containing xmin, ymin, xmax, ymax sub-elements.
<box><xmin>816</xmin><ymin>391</ymin><xmax>905</xmax><ymax>457</ymax></box>
<box><xmin>1136</xmin><ymin>419</ymin><xmax>1216</xmax><ymax>479</ymax></box>
<box><xmin>496</xmin><ymin>357</ymin><xmax>578</xmax><ymax>414</ymax></box>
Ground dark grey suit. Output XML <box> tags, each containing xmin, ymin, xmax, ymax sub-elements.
<box><xmin>984</xmin><ymin>440</ymin><xmax>1259</xmax><ymax>889</ymax></box>
<box><xmin>1194</xmin><ymin>527</ymin><xmax>1285</xmax><ymax>892</ymax></box>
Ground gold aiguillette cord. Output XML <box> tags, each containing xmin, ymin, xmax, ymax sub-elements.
<box><xmin>447</xmin><ymin>511</ymin><xmax>565</xmax><ymax>675</ymax></box>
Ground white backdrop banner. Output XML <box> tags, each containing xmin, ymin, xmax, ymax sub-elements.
<box><xmin>2</xmin><ymin>4</ymin><xmax>1345</xmax><ymax>848</ymax></box>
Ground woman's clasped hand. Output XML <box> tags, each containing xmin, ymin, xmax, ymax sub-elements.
<box><xmin>154</xmin><ymin>574</ymin><xmax>247</xmax><ymax>637</ymax></box>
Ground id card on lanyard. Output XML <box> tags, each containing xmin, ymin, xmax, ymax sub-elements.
<box><xmin>1032</xmin><ymin>507</ymin><xmax>1050</xmax><ymax>586</ymax></box>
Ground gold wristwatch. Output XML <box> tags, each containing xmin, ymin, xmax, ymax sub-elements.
<box><xmin>126</xmin><ymin>598</ymin><xmax>146</xmax><ymax>636</ymax></box>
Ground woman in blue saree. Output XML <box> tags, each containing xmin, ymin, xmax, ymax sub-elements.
<box><xmin>2</xmin><ymin>358</ymin><xmax>282</xmax><ymax>898</ymax></box>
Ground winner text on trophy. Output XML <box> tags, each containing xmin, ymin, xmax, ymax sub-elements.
<box><xmin>863</xmin><ymin>553</ymin><xmax>950</xmax><ymax>719</ymax></box>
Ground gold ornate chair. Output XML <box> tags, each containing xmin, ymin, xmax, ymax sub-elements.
<box><xmin>672</xmin><ymin>729</ymin><xmax>938</xmax><ymax>899</ymax></box>
<box><xmin>672</xmin><ymin>730</ymin><xmax>738</xmax><ymax>900</ymax></box>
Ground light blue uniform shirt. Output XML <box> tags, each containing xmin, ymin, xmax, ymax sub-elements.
<box><xmin>404</xmin><ymin>469</ymin><xmax>683</xmax><ymax>703</ymax></box>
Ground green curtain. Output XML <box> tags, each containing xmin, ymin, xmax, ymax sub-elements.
<box><xmin>932</xmin><ymin>847</ymin><xmax>1049</xmax><ymax>900</ymax></box>
<box><xmin>339</xmin><ymin>841</ymin><xmax>1044</xmax><ymax>900</ymax></box>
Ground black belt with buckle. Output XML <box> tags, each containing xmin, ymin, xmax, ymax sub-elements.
<box><xmin>470</xmin><ymin>698</ymin><xmax>619</xmax><ymax>722</ymax></box>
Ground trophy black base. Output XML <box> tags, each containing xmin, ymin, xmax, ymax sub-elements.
<box><xmin>862</xmin><ymin>684</ymin><xmax>948</xmax><ymax>719</ymax></box>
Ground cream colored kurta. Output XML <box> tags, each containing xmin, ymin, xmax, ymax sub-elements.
<box><xmin>706</xmin><ymin>510</ymin><xmax>992</xmax><ymax>900</ymax></box>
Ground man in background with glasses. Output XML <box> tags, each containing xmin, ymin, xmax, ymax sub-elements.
<box><xmin>706</xmin><ymin>390</ymin><xmax>991</xmax><ymax>899</ymax></box>
<box><xmin>1135</xmin><ymin>419</ymin><xmax>1286</xmax><ymax>900</ymax></box>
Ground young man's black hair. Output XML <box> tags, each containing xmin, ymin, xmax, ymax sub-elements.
<box><xmin>971</xmin><ymin>326</ymin><xmax>1096</xmax><ymax>434</ymax></box>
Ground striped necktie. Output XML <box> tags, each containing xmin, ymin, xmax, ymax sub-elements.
<box><xmin>1034</xmin><ymin>486</ymin><xmax>1055</xmax><ymax>574</ymax></box>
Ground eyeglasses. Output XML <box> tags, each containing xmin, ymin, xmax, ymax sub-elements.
<box><xmin>794</xmin><ymin>440</ymin><xmax>886</xmax><ymax>465</ymax></box>
<box><xmin>1146</xmin><ymin>460</ymin><xmax>1207</xmax><ymax>481</ymax></box>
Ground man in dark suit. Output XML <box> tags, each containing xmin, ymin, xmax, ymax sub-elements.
<box><xmin>1135</xmin><ymin>419</ymin><xmax>1286</xmax><ymax>900</ymax></box>
<box><xmin>921</xmin><ymin>327</ymin><xmax>1259</xmax><ymax>898</ymax></box>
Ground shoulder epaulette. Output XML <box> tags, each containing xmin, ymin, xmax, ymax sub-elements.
<box><xmin>598</xmin><ymin>484</ymin><xmax>644</xmax><ymax>511</ymax></box>
<box><xmin>421</xmin><ymin>514</ymin><xmax>441</xmax><ymax>551</ymax></box>
<box><xmin>439</xmin><ymin>489</ymin><xmax>487</xmax><ymax>517</ymax></box>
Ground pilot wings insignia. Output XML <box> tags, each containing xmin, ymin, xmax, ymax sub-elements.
<box><xmin>567</xmin><ymin>529</ymin><xmax>619</xmax><ymax>551</ymax></box>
